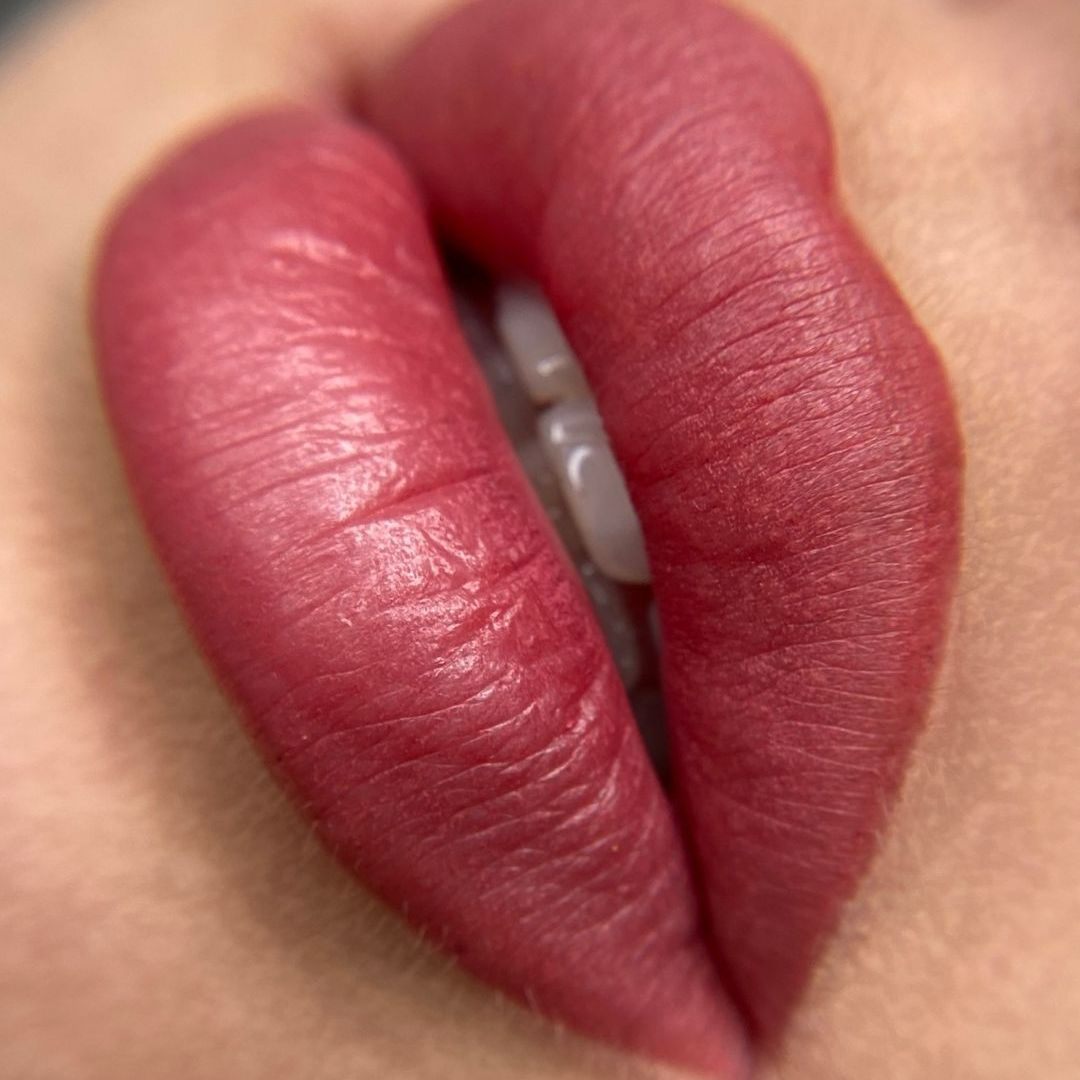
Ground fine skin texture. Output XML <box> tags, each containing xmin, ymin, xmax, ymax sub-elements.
<box><xmin>372</xmin><ymin>0</ymin><xmax>961</xmax><ymax>1034</ymax></box>
<box><xmin>94</xmin><ymin>110</ymin><xmax>745</xmax><ymax>1076</ymax></box>
<box><xmin>2</xmin><ymin>1</ymin><xmax>1079</xmax><ymax>1078</ymax></box>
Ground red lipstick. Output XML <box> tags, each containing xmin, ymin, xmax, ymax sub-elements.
<box><xmin>371</xmin><ymin>0</ymin><xmax>963</xmax><ymax>1035</ymax></box>
<box><xmin>94</xmin><ymin>112</ymin><xmax>746</xmax><ymax>1075</ymax></box>
<box><xmin>93</xmin><ymin>0</ymin><xmax>961</xmax><ymax>1072</ymax></box>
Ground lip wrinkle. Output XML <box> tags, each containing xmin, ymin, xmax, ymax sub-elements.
<box><xmin>93</xmin><ymin>111</ymin><xmax>748</xmax><ymax>1076</ymax></box>
<box><xmin>371</xmin><ymin>0</ymin><xmax>964</xmax><ymax>1035</ymax></box>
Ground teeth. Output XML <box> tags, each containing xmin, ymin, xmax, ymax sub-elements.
<box><xmin>538</xmin><ymin>400</ymin><xmax>651</xmax><ymax>586</ymax></box>
<box><xmin>494</xmin><ymin>284</ymin><xmax>590</xmax><ymax>404</ymax></box>
<box><xmin>489</xmin><ymin>281</ymin><xmax>664</xmax><ymax>761</ymax></box>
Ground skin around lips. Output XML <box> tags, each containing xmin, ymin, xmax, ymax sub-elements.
<box><xmin>93</xmin><ymin>113</ymin><xmax>747</xmax><ymax>1075</ymax></box>
<box><xmin>371</xmin><ymin>0</ymin><xmax>964</xmax><ymax>1036</ymax></box>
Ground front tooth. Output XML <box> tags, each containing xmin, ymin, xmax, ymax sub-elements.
<box><xmin>494</xmin><ymin>284</ymin><xmax>590</xmax><ymax>404</ymax></box>
<box><xmin>538</xmin><ymin>400</ymin><xmax>651</xmax><ymax>585</ymax></box>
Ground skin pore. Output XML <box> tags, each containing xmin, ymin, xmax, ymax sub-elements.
<box><xmin>0</xmin><ymin>0</ymin><xmax>1078</xmax><ymax>1077</ymax></box>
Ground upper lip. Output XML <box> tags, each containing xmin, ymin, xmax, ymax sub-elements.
<box><xmin>92</xmin><ymin>0</ymin><xmax>963</xmax><ymax>1074</ymax></box>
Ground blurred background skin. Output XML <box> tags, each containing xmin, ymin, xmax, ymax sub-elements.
<box><xmin>1</xmin><ymin>0</ymin><xmax>1078</xmax><ymax>1077</ymax></box>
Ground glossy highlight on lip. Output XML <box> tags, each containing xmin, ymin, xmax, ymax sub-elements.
<box><xmin>92</xmin><ymin>0</ymin><xmax>962</xmax><ymax>1073</ymax></box>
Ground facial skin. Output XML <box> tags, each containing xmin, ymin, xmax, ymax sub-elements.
<box><xmin>0</xmin><ymin>0</ymin><xmax>1077</xmax><ymax>1077</ymax></box>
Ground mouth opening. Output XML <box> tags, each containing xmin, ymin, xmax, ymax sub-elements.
<box><xmin>447</xmin><ymin>250</ymin><xmax>671</xmax><ymax>782</ymax></box>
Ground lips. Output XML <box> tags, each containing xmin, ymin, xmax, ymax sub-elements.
<box><xmin>92</xmin><ymin>0</ymin><xmax>961</xmax><ymax>1074</ymax></box>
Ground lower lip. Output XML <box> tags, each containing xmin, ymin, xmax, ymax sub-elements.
<box><xmin>93</xmin><ymin>0</ymin><xmax>961</xmax><ymax>1073</ymax></box>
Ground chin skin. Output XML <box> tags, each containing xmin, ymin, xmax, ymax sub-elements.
<box><xmin>0</xmin><ymin>0</ymin><xmax>1078</xmax><ymax>1078</ymax></box>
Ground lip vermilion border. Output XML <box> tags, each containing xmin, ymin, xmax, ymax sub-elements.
<box><xmin>93</xmin><ymin>0</ymin><xmax>961</xmax><ymax>1073</ymax></box>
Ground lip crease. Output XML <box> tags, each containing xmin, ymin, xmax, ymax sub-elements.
<box><xmin>92</xmin><ymin>0</ymin><xmax>962</xmax><ymax>1074</ymax></box>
